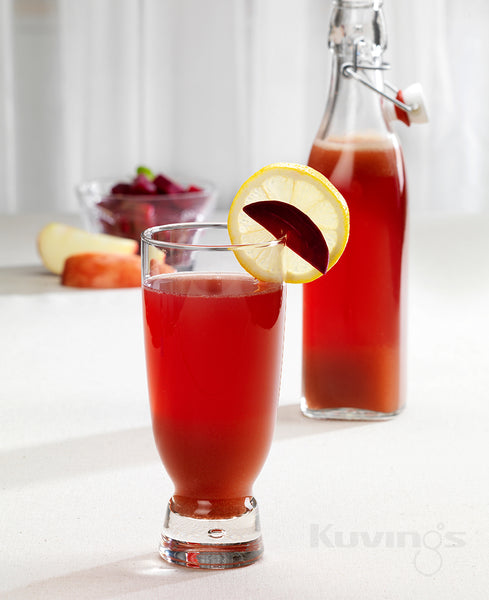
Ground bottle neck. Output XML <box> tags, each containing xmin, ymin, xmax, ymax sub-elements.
<box><xmin>315</xmin><ymin>1</ymin><xmax>392</xmax><ymax>143</ymax></box>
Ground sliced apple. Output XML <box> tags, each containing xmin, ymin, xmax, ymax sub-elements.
<box><xmin>37</xmin><ymin>222</ymin><xmax>138</xmax><ymax>275</ymax></box>
<box><xmin>148</xmin><ymin>246</ymin><xmax>176</xmax><ymax>277</ymax></box>
<box><xmin>62</xmin><ymin>253</ymin><xmax>141</xmax><ymax>288</ymax></box>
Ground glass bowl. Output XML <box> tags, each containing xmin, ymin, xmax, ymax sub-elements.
<box><xmin>76</xmin><ymin>176</ymin><xmax>217</xmax><ymax>246</ymax></box>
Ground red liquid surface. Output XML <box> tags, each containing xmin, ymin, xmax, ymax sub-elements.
<box><xmin>143</xmin><ymin>273</ymin><xmax>285</xmax><ymax>517</ymax></box>
<box><xmin>304</xmin><ymin>135</ymin><xmax>407</xmax><ymax>414</ymax></box>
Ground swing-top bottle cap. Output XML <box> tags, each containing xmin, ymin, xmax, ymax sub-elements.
<box><xmin>385</xmin><ymin>82</ymin><xmax>429</xmax><ymax>126</ymax></box>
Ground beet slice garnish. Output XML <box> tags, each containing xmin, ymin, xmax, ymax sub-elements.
<box><xmin>243</xmin><ymin>200</ymin><xmax>329</xmax><ymax>275</ymax></box>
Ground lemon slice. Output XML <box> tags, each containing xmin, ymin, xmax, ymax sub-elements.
<box><xmin>227</xmin><ymin>163</ymin><xmax>349</xmax><ymax>283</ymax></box>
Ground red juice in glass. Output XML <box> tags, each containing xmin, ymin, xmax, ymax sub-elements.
<box><xmin>142</xmin><ymin>222</ymin><xmax>287</xmax><ymax>568</ymax></box>
<box><xmin>143</xmin><ymin>272</ymin><xmax>285</xmax><ymax>518</ymax></box>
<box><xmin>303</xmin><ymin>134</ymin><xmax>407</xmax><ymax>415</ymax></box>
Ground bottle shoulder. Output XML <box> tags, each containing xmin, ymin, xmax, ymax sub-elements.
<box><xmin>311</xmin><ymin>131</ymin><xmax>403</xmax><ymax>156</ymax></box>
<box><xmin>308</xmin><ymin>132</ymin><xmax>405</xmax><ymax>180</ymax></box>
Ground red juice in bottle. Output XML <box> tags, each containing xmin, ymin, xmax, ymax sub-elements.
<box><xmin>143</xmin><ymin>272</ymin><xmax>285</xmax><ymax>517</ymax></box>
<box><xmin>300</xmin><ymin>0</ymin><xmax>412</xmax><ymax>419</ymax></box>
<box><xmin>303</xmin><ymin>134</ymin><xmax>407</xmax><ymax>416</ymax></box>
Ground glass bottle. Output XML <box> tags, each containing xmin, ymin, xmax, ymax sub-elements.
<box><xmin>302</xmin><ymin>0</ymin><xmax>407</xmax><ymax>419</ymax></box>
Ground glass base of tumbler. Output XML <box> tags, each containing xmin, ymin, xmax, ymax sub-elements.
<box><xmin>301</xmin><ymin>398</ymin><xmax>404</xmax><ymax>421</ymax></box>
<box><xmin>159</xmin><ymin>496</ymin><xmax>263</xmax><ymax>569</ymax></box>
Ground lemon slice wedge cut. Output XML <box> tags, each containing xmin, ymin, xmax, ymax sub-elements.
<box><xmin>227</xmin><ymin>163</ymin><xmax>349</xmax><ymax>283</ymax></box>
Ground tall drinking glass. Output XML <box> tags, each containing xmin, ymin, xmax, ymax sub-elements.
<box><xmin>141</xmin><ymin>223</ymin><xmax>286</xmax><ymax>569</ymax></box>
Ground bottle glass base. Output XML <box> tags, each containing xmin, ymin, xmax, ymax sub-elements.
<box><xmin>159</xmin><ymin>496</ymin><xmax>263</xmax><ymax>569</ymax></box>
<box><xmin>301</xmin><ymin>398</ymin><xmax>404</xmax><ymax>421</ymax></box>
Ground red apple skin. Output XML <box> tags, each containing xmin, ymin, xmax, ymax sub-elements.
<box><xmin>61</xmin><ymin>253</ymin><xmax>142</xmax><ymax>288</ymax></box>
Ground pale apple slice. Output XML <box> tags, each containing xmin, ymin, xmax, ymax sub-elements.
<box><xmin>37</xmin><ymin>222</ymin><xmax>138</xmax><ymax>274</ymax></box>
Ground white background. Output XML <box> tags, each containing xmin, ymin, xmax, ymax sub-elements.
<box><xmin>0</xmin><ymin>0</ymin><xmax>488</xmax><ymax>215</ymax></box>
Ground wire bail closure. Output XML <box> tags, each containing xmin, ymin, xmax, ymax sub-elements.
<box><xmin>340</xmin><ymin>38</ymin><xmax>415</xmax><ymax>115</ymax></box>
<box><xmin>342</xmin><ymin>66</ymin><xmax>414</xmax><ymax>115</ymax></box>
<box><xmin>342</xmin><ymin>64</ymin><xmax>415</xmax><ymax>114</ymax></box>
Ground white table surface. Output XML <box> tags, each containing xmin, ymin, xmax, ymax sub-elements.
<box><xmin>1</xmin><ymin>211</ymin><xmax>488</xmax><ymax>599</ymax></box>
